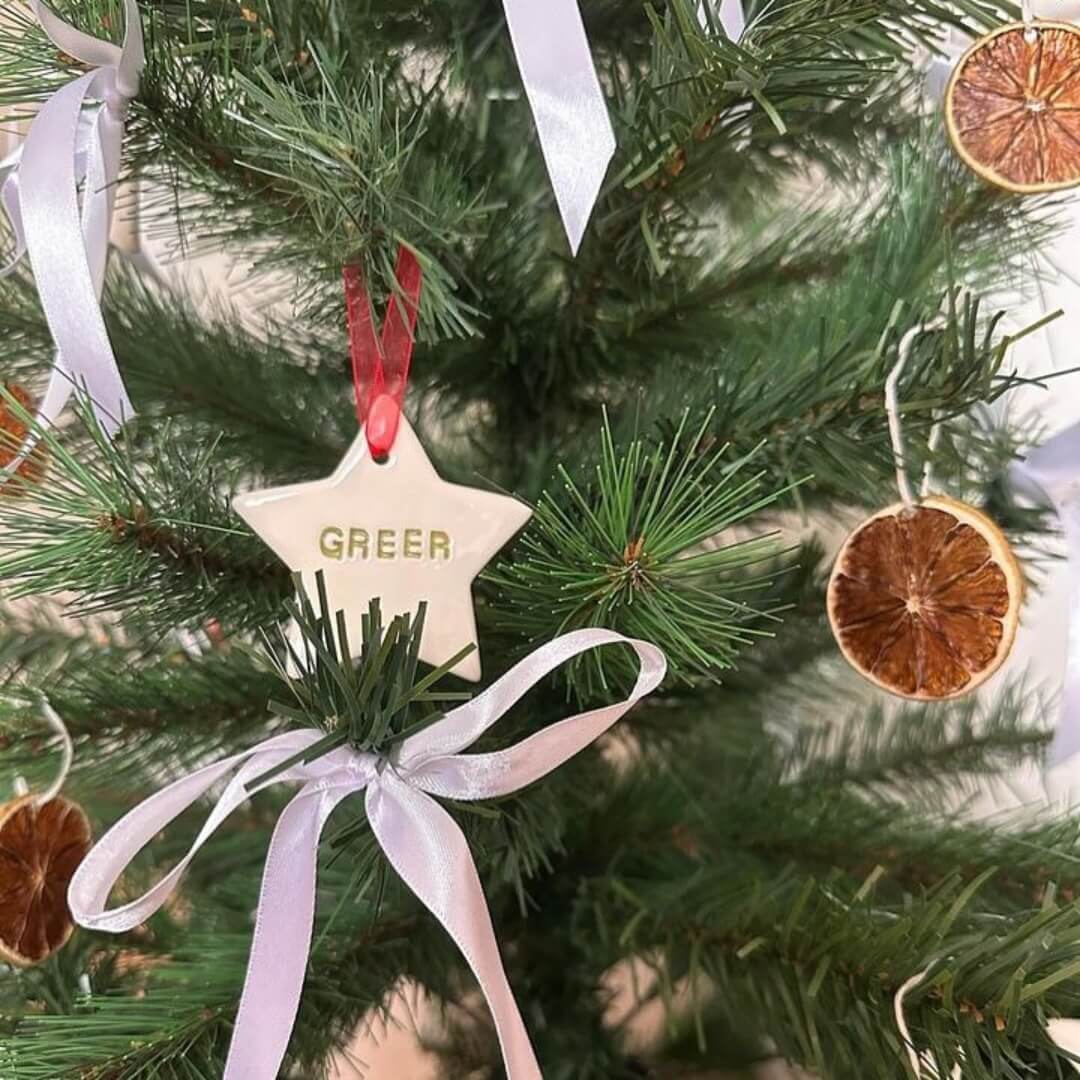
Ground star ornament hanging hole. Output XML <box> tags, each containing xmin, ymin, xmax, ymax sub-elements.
<box><xmin>234</xmin><ymin>416</ymin><xmax>532</xmax><ymax>682</ymax></box>
<box><xmin>945</xmin><ymin>20</ymin><xmax>1080</xmax><ymax>194</ymax></box>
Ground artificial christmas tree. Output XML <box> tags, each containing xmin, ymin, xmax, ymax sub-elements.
<box><xmin>1</xmin><ymin>1</ymin><xmax>1079</xmax><ymax>1078</ymax></box>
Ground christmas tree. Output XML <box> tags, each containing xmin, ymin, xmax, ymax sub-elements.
<box><xmin>1</xmin><ymin>1</ymin><xmax>1078</xmax><ymax>1077</ymax></box>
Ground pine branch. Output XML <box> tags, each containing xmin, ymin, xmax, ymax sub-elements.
<box><xmin>0</xmin><ymin>396</ymin><xmax>290</xmax><ymax>633</ymax></box>
<box><xmin>0</xmin><ymin>267</ymin><xmax>352</xmax><ymax>480</ymax></box>
<box><xmin>790</xmin><ymin>683</ymin><xmax>1053</xmax><ymax>803</ymax></box>
<box><xmin>2</xmin><ymin>908</ymin><xmax>451</xmax><ymax>1080</ymax></box>
<box><xmin>488</xmin><ymin>410</ymin><xmax>792</xmax><ymax>698</ymax></box>
<box><xmin>0</xmin><ymin>0</ymin><xmax>1020</xmax><ymax>348</ymax></box>
<box><xmin>106</xmin><ymin>270</ymin><xmax>355</xmax><ymax>478</ymax></box>
<box><xmin>595</xmin><ymin>853</ymin><xmax>1080</xmax><ymax>1080</ymax></box>
<box><xmin>651</xmin><ymin>278</ymin><xmax>1055</xmax><ymax>512</ymax></box>
<box><xmin>0</xmin><ymin>636</ymin><xmax>278</xmax><ymax>795</ymax></box>
<box><xmin>413</xmin><ymin>134</ymin><xmax>1056</xmax><ymax>474</ymax></box>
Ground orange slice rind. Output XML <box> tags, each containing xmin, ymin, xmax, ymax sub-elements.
<box><xmin>827</xmin><ymin>496</ymin><xmax>1023</xmax><ymax>701</ymax></box>
<box><xmin>946</xmin><ymin>21</ymin><xmax>1080</xmax><ymax>194</ymax></box>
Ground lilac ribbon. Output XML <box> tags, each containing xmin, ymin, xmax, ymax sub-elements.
<box><xmin>69</xmin><ymin>629</ymin><xmax>667</xmax><ymax>1079</ymax></box>
<box><xmin>0</xmin><ymin>149</ymin><xmax>25</xmax><ymax>276</ymax></box>
<box><xmin>501</xmin><ymin>0</ymin><xmax>615</xmax><ymax>255</ymax></box>
<box><xmin>0</xmin><ymin>0</ymin><xmax>142</xmax><ymax>441</ymax></box>
<box><xmin>1012</xmin><ymin>423</ymin><xmax>1080</xmax><ymax>764</ymax></box>
<box><xmin>718</xmin><ymin>0</ymin><xmax>747</xmax><ymax>39</ymax></box>
<box><xmin>698</xmin><ymin>1</ymin><xmax>746</xmax><ymax>39</ymax></box>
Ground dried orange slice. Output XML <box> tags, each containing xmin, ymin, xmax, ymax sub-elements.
<box><xmin>0</xmin><ymin>795</ymin><xmax>92</xmax><ymax>967</ymax></box>
<box><xmin>0</xmin><ymin>383</ymin><xmax>47</xmax><ymax>494</ymax></box>
<box><xmin>946</xmin><ymin>21</ymin><xmax>1080</xmax><ymax>193</ymax></box>
<box><xmin>827</xmin><ymin>496</ymin><xmax>1023</xmax><ymax>701</ymax></box>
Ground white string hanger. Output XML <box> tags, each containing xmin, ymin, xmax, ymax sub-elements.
<box><xmin>894</xmin><ymin>966</ymin><xmax>964</xmax><ymax>1079</ymax></box>
<box><xmin>885</xmin><ymin>319</ymin><xmax>949</xmax><ymax>508</ymax></box>
<box><xmin>1023</xmin><ymin>0</ymin><xmax>1038</xmax><ymax>43</ymax></box>
<box><xmin>10</xmin><ymin>697</ymin><xmax>74</xmax><ymax>806</ymax></box>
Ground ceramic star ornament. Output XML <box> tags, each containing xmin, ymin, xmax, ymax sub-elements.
<box><xmin>1048</xmin><ymin>1018</ymin><xmax>1080</xmax><ymax>1073</ymax></box>
<box><xmin>234</xmin><ymin>416</ymin><xmax>532</xmax><ymax>681</ymax></box>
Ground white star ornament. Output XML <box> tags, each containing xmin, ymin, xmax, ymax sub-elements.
<box><xmin>234</xmin><ymin>417</ymin><xmax>532</xmax><ymax>681</ymax></box>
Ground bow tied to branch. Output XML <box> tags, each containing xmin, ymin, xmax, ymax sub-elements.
<box><xmin>0</xmin><ymin>0</ymin><xmax>143</xmax><ymax>455</ymax></box>
<box><xmin>70</xmin><ymin>628</ymin><xmax>667</xmax><ymax>1080</ymax></box>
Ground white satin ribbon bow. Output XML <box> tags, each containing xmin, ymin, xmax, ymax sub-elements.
<box><xmin>1012</xmin><ymin>423</ymin><xmax>1080</xmax><ymax>764</ymax></box>
<box><xmin>0</xmin><ymin>0</ymin><xmax>142</xmax><ymax>440</ymax></box>
<box><xmin>69</xmin><ymin>629</ymin><xmax>667</xmax><ymax>1079</ymax></box>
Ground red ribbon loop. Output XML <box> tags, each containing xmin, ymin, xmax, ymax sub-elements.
<box><xmin>343</xmin><ymin>247</ymin><xmax>422</xmax><ymax>459</ymax></box>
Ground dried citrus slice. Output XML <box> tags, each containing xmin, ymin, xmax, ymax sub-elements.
<box><xmin>827</xmin><ymin>496</ymin><xmax>1023</xmax><ymax>701</ymax></box>
<box><xmin>946</xmin><ymin>21</ymin><xmax>1080</xmax><ymax>193</ymax></box>
<box><xmin>0</xmin><ymin>795</ymin><xmax>92</xmax><ymax>967</ymax></box>
<box><xmin>0</xmin><ymin>383</ymin><xmax>47</xmax><ymax>494</ymax></box>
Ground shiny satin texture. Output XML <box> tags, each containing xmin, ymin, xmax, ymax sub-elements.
<box><xmin>69</xmin><ymin>629</ymin><xmax>668</xmax><ymax>1079</ymax></box>
<box><xmin>501</xmin><ymin>0</ymin><xmax>746</xmax><ymax>254</ymax></box>
<box><xmin>1012</xmin><ymin>423</ymin><xmax>1080</xmax><ymax>763</ymax></box>
<box><xmin>718</xmin><ymin>0</ymin><xmax>747</xmax><ymax>38</ymax></box>
<box><xmin>501</xmin><ymin>0</ymin><xmax>615</xmax><ymax>254</ymax></box>
<box><xmin>0</xmin><ymin>0</ymin><xmax>142</xmax><ymax>454</ymax></box>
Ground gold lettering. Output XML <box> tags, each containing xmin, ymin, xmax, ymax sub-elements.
<box><xmin>320</xmin><ymin>526</ymin><xmax>344</xmax><ymax>560</ymax></box>
<box><xmin>347</xmin><ymin>528</ymin><xmax>369</xmax><ymax>559</ymax></box>
<box><xmin>403</xmin><ymin>528</ymin><xmax>423</xmax><ymax>559</ymax></box>
<box><xmin>430</xmin><ymin>530</ymin><xmax>452</xmax><ymax>560</ymax></box>
<box><xmin>323</xmin><ymin>527</ymin><xmax>453</xmax><ymax>561</ymax></box>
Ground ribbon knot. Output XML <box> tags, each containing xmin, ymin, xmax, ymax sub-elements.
<box><xmin>70</xmin><ymin>628</ymin><xmax>667</xmax><ymax>1079</ymax></box>
<box><xmin>104</xmin><ymin>87</ymin><xmax>132</xmax><ymax>118</ymax></box>
<box><xmin>0</xmin><ymin>0</ymin><xmax>143</xmax><ymax>461</ymax></box>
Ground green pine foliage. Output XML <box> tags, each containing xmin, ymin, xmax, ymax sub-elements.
<box><xmin>0</xmin><ymin>0</ymin><xmax>1076</xmax><ymax>1077</ymax></box>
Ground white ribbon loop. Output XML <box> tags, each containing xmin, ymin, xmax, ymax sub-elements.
<box><xmin>0</xmin><ymin>0</ymin><xmax>142</xmax><ymax>444</ymax></box>
<box><xmin>1012</xmin><ymin>423</ymin><xmax>1080</xmax><ymax>764</ymax></box>
<box><xmin>69</xmin><ymin>630</ymin><xmax>667</xmax><ymax>1080</ymax></box>
<box><xmin>501</xmin><ymin>0</ymin><xmax>615</xmax><ymax>255</ymax></box>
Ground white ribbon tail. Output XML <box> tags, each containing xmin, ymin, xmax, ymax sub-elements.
<box><xmin>32</xmin><ymin>0</ymin><xmax>124</xmax><ymax>70</ymax></box>
<box><xmin>2</xmin><ymin>0</ymin><xmax>144</xmax><ymax>446</ymax></box>
<box><xmin>0</xmin><ymin>147</ymin><xmax>25</xmax><ymax>274</ymax></box>
<box><xmin>224</xmin><ymin>780</ymin><xmax>360</xmax><ymax>1080</ymax></box>
<box><xmin>1051</xmin><ymin>503</ymin><xmax>1080</xmax><ymax>766</ymax></box>
<box><xmin>368</xmin><ymin>774</ymin><xmax>543</xmax><ymax>1079</ymax></box>
<box><xmin>379</xmin><ymin>632</ymin><xmax>666</xmax><ymax>1079</ymax></box>
<box><xmin>20</xmin><ymin>72</ymin><xmax>133</xmax><ymax>435</ymax></box>
<box><xmin>30</xmin><ymin>0</ymin><xmax>144</xmax><ymax>92</ymax></box>
<box><xmin>501</xmin><ymin>0</ymin><xmax>615</xmax><ymax>255</ymax></box>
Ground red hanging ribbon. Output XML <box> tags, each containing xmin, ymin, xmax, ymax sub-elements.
<box><xmin>343</xmin><ymin>247</ymin><xmax>422</xmax><ymax>459</ymax></box>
